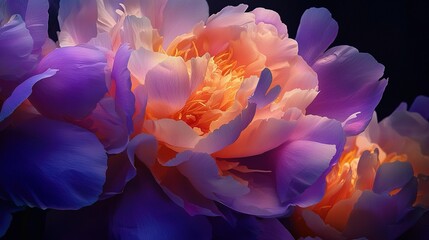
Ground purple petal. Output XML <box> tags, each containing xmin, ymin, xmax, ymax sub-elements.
<box><xmin>410</xmin><ymin>95</ymin><xmax>429</xmax><ymax>120</ymax></box>
<box><xmin>21</xmin><ymin>0</ymin><xmax>49</xmax><ymax>53</ymax></box>
<box><xmin>77</xmin><ymin>97</ymin><xmax>129</xmax><ymax>154</ymax></box>
<box><xmin>0</xmin><ymin>15</ymin><xmax>37</xmax><ymax>80</ymax></box>
<box><xmin>373</xmin><ymin>161</ymin><xmax>414</xmax><ymax>194</ymax></box>
<box><xmin>0</xmin><ymin>69</ymin><xmax>57</xmax><ymax>122</ymax></box>
<box><xmin>258</xmin><ymin>218</ymin><xmax>295</xmax><ymax>240</ymax></box>
<box><xmin>30</xmin><ymin>46</ymin><xmax>108</xmax><ymax>120</ymax></box>
<box><xmin>112</xmin><ymin>44</ymin><xmax>135</xmax><ymax>134</ymax></box>
<box><xmin>100</xmin><ymin>152</ymin><xmax>136</xmax><ymax>200</ymax></box>
<box><xmin>306</xmin><ymin>46</ymin><xmax>387</xmax><ymax>135</ymax></box>
<box><xmin>0</xmin><ymin>116</ymin><xmax>107</xmax><ymax>209</ymax></box>
<box><xmin>161</xmin><ymin>0</ymin><xmax>208</xmax><ymax>47</ymax></box>
<box><xmin>164</xmin><ymin>151</ymin><xmax>249</xmax><ymax>201</ymax></box>
<box><xmin>195</xmin><ymin>103</ymin><xmax>256</xmax><ymax>153</ymax></box>
<box><xmin>110</xmin><ymin>168</ymin><xmax>212</xmax><ymax>240</ymax></box>
<box><xmin>249</xmin><ymin>68</ymin><xmax>281</xmax><ymax>109</ymax></box>
<box><xmin>58</xmin><ymin>0</ymin><xmax>97</xmax><ymax>45</ymax></box>
<box><xmin>274</xmin><ymin>115</ymin><xmax>345</xmax><ymax>206</ymax></box>
<box><xmin>296</xmin><ymin>8</ymin><xmax>338</xmax><ymax>65</ymax></box>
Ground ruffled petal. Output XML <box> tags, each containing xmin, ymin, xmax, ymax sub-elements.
<box><xmin>161</xmin><ymin>0</ymin><xmax>208</xmax><ymax>47</ymax></box>
<box><xmin>296</xmin><ymin>8</ymin><xmax>338</xmax><ymax>66</ymax></box>
<box><xmin>30</xmin><ymin>46</ymin><xmax>108</xmax><ymax>120</ymax></box>
<box><xmin>58</xmin><ymin>0</ymin><xmax>98</xmax><ymax>46</ymax></box>
<box><xmin>110</xmin><ymin>168</ymin><xmax>212</xmax><ymax>240</ymax></box>
<box><xmin>252</xmin><ymin>8</ymin><xmax>288</xmax><ymax>38</ymax></box>
<box><xmin>306</xmin><ymin>46</ymin><xmax>387</xmax><ymax>135</ymax></box>
<box><xmin>0</xmin><ymin>116</ymin><xmax>107</xmax><ymax>209</ymax></box>
<box><xmin>0</xmin><ymin>15</ymin><xmax>37</xmax><ymax>80</ymax></box>
<box><xmin>0</xmin><ymin>69</ymin><xmax>57</xmax><ymax>122</ymax></box>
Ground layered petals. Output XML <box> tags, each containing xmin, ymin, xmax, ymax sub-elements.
<box><xmin>30</xmin><ymin>46</ymin><xmax>108</xmax><ymax>120</ymax></box>
<box><xmin>293</xmin><ymin>98</ymin><xmax>429</xmax><ymax>239</ymax></box>
<box><xmin>0</xmin><ymin>116</ymin><xmax>107</xmax><ymax>209</ymax></box>
<box><xmin>306</xmin><ymin>46</ymin><xmax>387</xmax><ymax>135</ymax></box>
<box><xmin>224</xmin><ymin>115</ymin><xmax>345</xmax><ymax>216</ymax></box>
<box><xmin>297</xmin><ymin>8</ymin><xmax>386</xmax><ymax>135</ymax></box>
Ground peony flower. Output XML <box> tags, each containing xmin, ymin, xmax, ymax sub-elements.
<box><xmin>291</xmin><ymin>96</ymin><xmax>429</xmax><ymax>239</ymax></box>
<box><xmin>1</xmin><ymin>0</ymin><xmax>389</xmax><ymax>238</ymax></box>
<box><xmin>55</xmin><ymin>0</ymin><xmax>385</xmax><ymax>218</ymax></box>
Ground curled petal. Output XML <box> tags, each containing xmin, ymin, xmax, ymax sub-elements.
<box><xmin>0</xmin><ymin>69</ymin><xmax>57</xmax><ymax>122</ymax></box>
<box><xmin>30</xmin><ymin>46</ymin><xmax>108</xmax><ymax>120</ymax></box>
<box><xmin>0</xmin><ymin>116</ymin><xmax>107</xmax><ymax>209</ymax></box>
<box><xmin>252</xmin><ymin>7</ymin><xmax>288</xmax><ymax>37</ymax></box>
<box><xmin>111</xmin><ymin>44</ymin><xmax>135</xmax><ymax>134</ymax></box>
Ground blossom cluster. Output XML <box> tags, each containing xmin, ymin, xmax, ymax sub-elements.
<box><xmin>0</xmin><ymin>0</ymin><xmax>427</xmax><ymax>239</ymax></box>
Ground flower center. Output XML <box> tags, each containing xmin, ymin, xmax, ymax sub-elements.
<box><xmin>172</xmin><ymin>48</ymin><xmax>247</xmax><ymax>135</ymax></box>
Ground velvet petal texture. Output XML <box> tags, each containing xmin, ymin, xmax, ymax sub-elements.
<box><xmin>0</xmin><ymin>116</ymin><xmax>107</xmax><ymax>209</ymax></box>
<box><xmin>297</xmin><ymin>8</ymin><xmax>387</xmax><ymax>135</ymax></box>
<box><xmin>30</xmin><ymin>46</ymin><xmax>108</xmax><ymax>120</ymax></box>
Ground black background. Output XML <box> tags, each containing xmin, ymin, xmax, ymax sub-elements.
<box><xmin>3</xmin><ymin>0</ymin><xmax>429</xmax><ymax>239</ymax></box>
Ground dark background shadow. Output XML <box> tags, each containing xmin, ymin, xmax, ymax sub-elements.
<box><xmin>2</xmin><ymin>1</ymin><xmax>428</xmax><ymax>239</ymax></box>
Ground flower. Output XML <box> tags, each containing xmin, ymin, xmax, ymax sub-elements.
<box><xmin>291</xmin><ymin>96</ymin><xmax>429</xmax><ymax>239</ymax></box>
<box><xmin>0</xmin><ymin>0</ymin><xmax>393</xmax><ymax>238</ymax></box>
<box><xmin>49</xmin><ymin>0</ymin><xmax>387</xmax><ymax>219</ymax></box>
